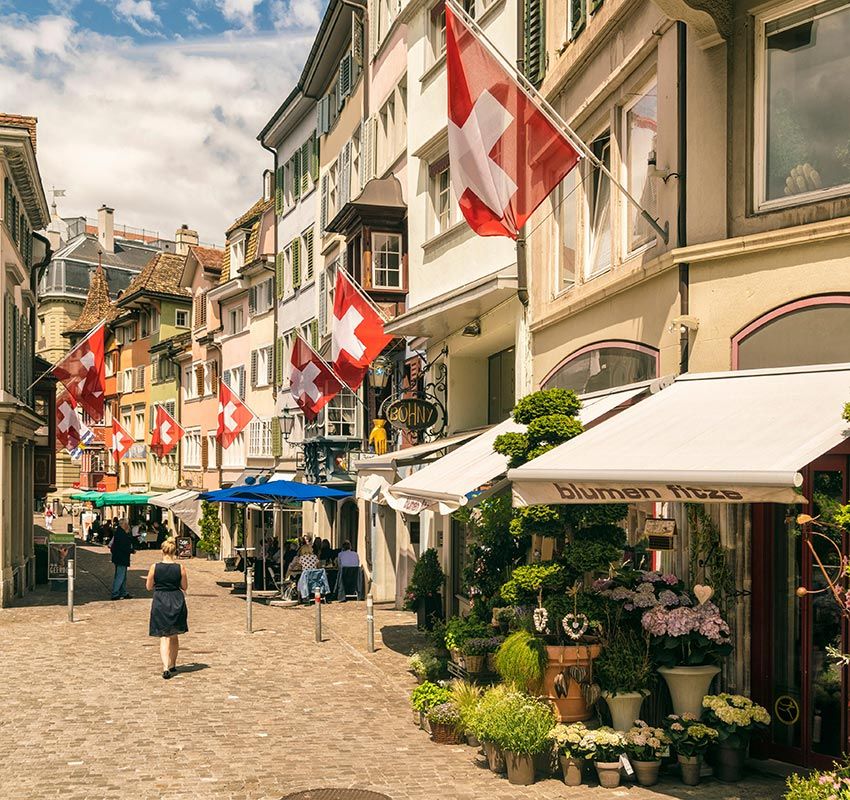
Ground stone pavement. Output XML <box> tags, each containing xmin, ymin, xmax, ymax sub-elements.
<box><xmin>0</xmin><ymin>529</ymin><xmax>787</xmax><ymax>800</ymax></box>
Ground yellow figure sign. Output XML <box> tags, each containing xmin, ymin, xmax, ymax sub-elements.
<box><xmin>369</xmin><ymin>419</ymin><xmax>388</xmax><ymax>455</ymax></box>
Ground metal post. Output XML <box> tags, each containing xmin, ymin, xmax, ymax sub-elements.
<box><xmin>67</xmin><ymin>558</ymin><xmax>74</xmax><ymax>623</ymax></box>
<box><xmin>246</xmin><ymin>565</ymin><xmax>254</xmax><ymax>634</ymax></box>
<box><xmin>366</xmin><ymin>594</ymin><xmax>375</xmax><ymax>653</ymax></box>
<box><xmin>314</xmin><ymin>588</ymin><xmax>322</xmax><ymax>643</ymax></box>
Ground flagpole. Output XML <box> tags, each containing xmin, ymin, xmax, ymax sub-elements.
<box><xmin>337</xmin><ymin>268</ymin><xmax>390</xmax><ymax>323</ymax></box>
<box><xmin>27</xmin><ymin>320</ymin><xmax>106</xmax><ymax>392</ymax></box>
<box><xmin>446</xmin><ymin>0</ymin><xmax>669</xmax><ymax>244</ymax></box>
<box><xmin>295</xmin><ymin>333</ymin><xmax>370</xmax><ymax>412</ymax></box>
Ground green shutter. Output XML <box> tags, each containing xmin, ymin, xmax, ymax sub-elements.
<box><xmin>301</xmin><ymin>140</ymin><xmax>311</xmax><ymax>193</ymax></box>
<box><xmin>310</xmin><ymin>319</ymin><xmax>318</xmax><ymax>349</ymax></box>
<box><xmin>4</xmin><ymin>295</ymin><xmax>13</xmax><ymax>392</ymax></box>
<box><xmin>569</xmin><ymin>0</ymin><xmax>585</xmax><ymax>38</ymax></box>
<box><xmin>275</xmin><ymin>165</ymin><xmax>284</xmax><ymax>215</ymax></box>
<box><xmin>271</xmin><ymin>416</ymin><xmax>282</xmax><ymax>457</ymax></box>
<box><xmin>275</xmin><ymin>336</ymin><xmax>284</xmax><ymax>385</ymax></box>
<box><xmin>275</xmin><ymin>251</ymin><xmax>285</xmax><ymax>297</ymax></box>
<box><xmin>291</xmin><ymin>239</ymin><xmax>301</xmax><ymax>288</ymax></box>
<box><xmin>304</xmin><ymin>230</ymin><xmax>314</xmax><ymax>280</ymax></box>
<box><xmin>524</xmin><ymin>0</ymin><xmax>547</xmax><ymax>85</ymax></box>
<box><xmin>310</xmin><ymin>134</ymin><xmax>319</xmax><ymax>182</ymax></box>
<box><xmin>292</xmin><ymin>150</ymin><xmax>302</xmax><ymax>201</ymax></box>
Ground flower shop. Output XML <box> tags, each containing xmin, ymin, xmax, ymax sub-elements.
<box><xmin>401</xmin><ymin>364</ymin><xmax>850</xmax><ymax>791</ymax></box>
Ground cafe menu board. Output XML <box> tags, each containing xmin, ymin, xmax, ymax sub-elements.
<box><xmin>48</xmin><ymin>542</ymin><xmax>75</xmax><ymax>580</ymax></box>
<box><xmin>175</xmin><ymin>536</ymin><xmax>193</xmax><ymax>560</ymax></box>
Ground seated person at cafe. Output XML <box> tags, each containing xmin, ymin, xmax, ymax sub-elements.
<box><xmin>337</xmin><ymin>541</ymin><xmax>359</xmax><ymax>568</ymax></box>
<box><xmin>319</xmin><ymin>538</ymin><xmax>335</xmax><ymax>563</ymax></box>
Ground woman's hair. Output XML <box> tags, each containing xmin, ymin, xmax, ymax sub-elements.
<box><xmin>161</xmin><ymin>537</ymin><xmax>178</xmax><ymax>557</ymax></box>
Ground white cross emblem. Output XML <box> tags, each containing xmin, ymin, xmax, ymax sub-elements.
<box><xmin>332</xmin><ymin>304</ymin><xmax>365</xmax><ymax>363</ymax></box>
<box><xmin>447</xmin><ymin>90</ymin><xmax>517</xmax><ymax>216</ymax></box>
<box><xmin>220</xmin><ymin>400</ymin><xmax>240</xmax><ymax>431</ymax></box>
<box><xmin>291</xmin><ymin>361</ymin><xmax>322</xmax><ymax>404</ymax></box>
<box><xmin>159</xmin><ymin>419</ymin><xmax>173</xmax><ymax>445</ymax></box>
<box><xmin>57</xmin><ymin>401</ymin><xmax>77</xmax><ymax>433</ymax></box>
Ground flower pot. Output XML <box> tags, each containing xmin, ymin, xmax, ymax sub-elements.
<box><xmin>534</xmin><ymin>750</ymin><xmax>553</xmax><ymax>778</ymax></box>
<box><xmin>632</xmin><ymin>759</ymin><xmax>661</xmax><ymax>787</ymax></box>
<box><xmin>544</xmin><ymin>644</ymin><xmax>602</xmax><ymax>722</ymax></box>
<box><xmin>466</xmin><ymin>733</ymin><xmax>480</xmax><ymax>748</ymax></box>
<box><xmin>505</xmin><ymin>752</ymin><xmax>536</xmax><ymax>786</ymax></box>
<box><xmin>602</xmin><ymin>690</ymin><xmax>647</xmax><ymax>731</ymax></box>
<box><xmin>560</xmin><ymin>755</ymin><xmax>584</xmax><ymax>786</ymax></box>
<box><xmin>486</xmin><ymin>653</ymin><xmax>497</xmax><ymax>672</ymax></box>
<box><xmin>714</xmin><ymin>742</ymin><xmax>747</xmax><ymax>782</ymax></box>
<box><xmin>416</xmin><ymin>595</ymin><xmax>443</xmax><ymax>630</ymax></box>
<box><xmin>483</xmin><ymin>741</ymin><xmax>506</xmax><ymax>773</ymax></box>
<box><xmin>430</xmin><ymin>721</ymin><xmax>461</xmax><ymax>744</ymax></box>
<box><xmin>464</xmin><ymin>654</ymin><xmax>485</xmax><ymax>674</ymax></box>
<box><xmin>658</xmin><ymin>665</ymin><xmax>720</xmax><ymax>718</ymax></box>
<box><xmin>418</xmin><ymin>712</ymin><xmax>431</xmax><ymax>733</ymax></box>
<box><xmin>678</xmin><ymin>754</ymin><xmax>702</xmax><ymax>786</ymax></box>
<box><xmin>413</xmin><ymin>709</ymin><xmax>421</xmax><ymax>727</ymax></box>
<box><xmin>449</xmin><ymin>648</ymin><xmax>464</xmax><ymax>667</ymax></box>
<box><xmin>594</xmin><ymin>760</ymin><xmax>622</xmax><ymax>788</ymax></box>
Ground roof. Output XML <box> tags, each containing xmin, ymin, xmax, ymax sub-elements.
<box><xmin>220</xmin><ymin>197</ymin><xmax>273</xmax><ymax>283</ymax></box>
<box><xmin>0</xmin><ymin>114</ymin><xmax>37</xmax><ymax>152</ymax></box>
<box><xmin>118</xmin><ymin>251</ymin><xmax>189</xmax><ymax>305</ymax></box>
<box><xmin>54</xmin><ymin>233</ymin><xmax>160</xmax><ymax>271</ymax></box>
<box><xmin>63</xmin><ymin>264</ymin><xmax>116</xmax><ymax>335</ymax></box>
<box><xmin>509</xmin><ymin>363</ymin><xmax>850</xmax><ymax>506</ymax></box>
<box><xmin>326</xmin><ymin>176</ymin><xmax>406</xmax><ymax>234</ymax></box>
<box><xmin>0</xmin><ymin>113</ymin><xmax>48</xmax><ymax>228</ymax></box>
<box><xmin>189</xmin><ymin>245</ymin><xmax>224</xmax><ymax>274</ymax></box>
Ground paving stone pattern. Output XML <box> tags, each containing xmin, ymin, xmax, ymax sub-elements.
<box><xmin>0</xmin><ymin>522</ymin><xmax>786</xmax><ymax>800</ymax></box>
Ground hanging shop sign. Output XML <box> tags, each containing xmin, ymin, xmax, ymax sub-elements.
<box><xmin>385</xmin><ymin>397</ymin><xmax>440</xmax><ymax>432</ymax></box>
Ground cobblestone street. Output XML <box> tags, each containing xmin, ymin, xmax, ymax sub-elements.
<box><xmin>0</xmin><ymin>529</ymin><xmax>786</xmax><ymax>800</ymax></box>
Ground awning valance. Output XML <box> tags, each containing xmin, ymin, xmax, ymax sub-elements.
<box><xmin>93</xmin><ymin>492</ymin><xmax>153</xmax><ymax>508</ymax></box>
<box><xmin>509</xmin><ymin>364</ymin><xmax>850</xmax><ymax>506</ymax></box>
<box><xmin>386</xmin><ymin>382</ymin><xmax>653</xmax><ymax>513</ymax></box>
<box><xmin>149</xmin><ymin>489</ymin><xmax>201</xmax><ymax>535</ymax></box>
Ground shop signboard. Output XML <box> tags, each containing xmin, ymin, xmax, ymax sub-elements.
<box><xmin>175</xmin><ymin>536</ymin><xmax>193</xmax><ymax>560</ymax></box>
<box><xmin>48</xmin><ymin>542</ymin><xmax>75</xmax><ymax>580</ymax></box>
<box><xmin>385</xmin><ymin>398</ymin><xmax>439</xmax><ymax>432</ymax></box>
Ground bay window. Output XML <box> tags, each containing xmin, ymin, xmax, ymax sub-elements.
<box><xmin>326</xmin><ymin>389</ymin><xmax>358</xmax><ymax>438</ymax></box>
<box><xmin>371</xmin><ymin>233</ymin><xmax>402</xmax><ymax>289</ymax></box>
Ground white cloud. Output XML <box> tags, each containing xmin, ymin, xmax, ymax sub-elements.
<box><xmin>0</xmin><ymin>13</ymin><xmax>311</xmax><ymax>244</ymax></box>
<box><xmin>107</xmin><ymin>0</ymin><xmax>161</xmax><ymax>36</ymax></box>
<box><xmin>185</xmin><ymin>8</ymin><xmax>209</xmax><ymax>30</ymax></box>
<box><xmin>215</xmin><ymin>0</ymin><xmax>263</xmax><ymax>29</ymax></box>
<box><xmin>270</xmin><ymin>0</ymin><xmax>321</xmax><ymax>29</ymax></box>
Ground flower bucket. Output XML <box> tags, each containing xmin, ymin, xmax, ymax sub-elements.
<box><xmin>560</xmin><ymin>755</ymin><xmax>584</xmax><ymax>786</ymax></box>
<box><xmin>678</xmin><ymin>754</ymin><xmax>702</xmax><ymax>786</ymax></box>
<box><xmin>464</xmin><ymin>654</ymin><xmax>485</xmax><ymax>674</ymax></box>
<box><xmin>505</xmin><ymin>752</ymin><xmax>535</xmax><ymax>786</ymax></box>
<box><xmin>594</xmin><ymin>760</ymin><xmax>622</xmax><ymax>788</ymax></box>
<box><xmin>658</xmin><ymin>665</ymin><xmax>720</xmax><ymax>718</ymax></box>
<box><xmin>544</xmin><ymin>644</ymin><xmax>602</xmax><ymax>722</ymax></box>
<box><xmin>483</xmin><ymin>742</ymin><xmax>506</xmax><ymax>773</ymax></box>
<box><xmin>602</xmin><ymin>690</ymin><xmax>647</xmax><ymax>731</ymax></box>
<box><xmin>714</xmin><ymin>742</ymin><xmax>747</xmax><ymax>782</ymax></box>
<box><xmin>632</xmin><ymin>759</ymin><xmax>661</xmax><ymax>787</ymax></box>
<box><xmin>431</xmin><ymin>722</ymin><xmax>461</xmax><ymax>745</ymax></box>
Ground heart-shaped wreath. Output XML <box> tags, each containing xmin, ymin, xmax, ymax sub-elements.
<box><xmin>562</xmin><ymin>612</ymin><xmax>589</xmax><ymax>640</ymax></box>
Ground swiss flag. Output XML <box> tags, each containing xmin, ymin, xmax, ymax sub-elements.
<box><xmin>217</xmin><ymin>380</ymin><xmax>254</xmax><ymax>448</ymax></box>
<box><xmin>331</xmin><ymin>270</ymin><xmax>391</xmax><ymax>390</ymax></box>
<box><xmin>446</xmin><ymin>5</ymin><xmax>581</xmax><ymax>238</ymax></box>
<box><xmin>111</xmin><ymin>419</ymin><xmax>134</xmax><ymax>464</ymax></box>
<box><xmin>55</xmin><ymin>391</ymin><xmax>89</xmax><ymax>452</ymax></box>
<box><xmin>290</xmin><ymin>335</ymin><xmax>343</xmax><ymax>420</ymax></box>
<box><xmin>150</xmin><ymin>404</ymin><xmax>184</xmax><ymax>459</ymax></box>
<box><xmin>52</xmin><ymin>322</ymin><xmax>106</xmax><ymax>421</ymax></box>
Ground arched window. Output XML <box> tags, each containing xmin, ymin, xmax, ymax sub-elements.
<box><xmin>732</xmin><ymin>295</ymin><xmax>850</xmax><ymax>370</ymax></box>
<box><xmin>541</xmin><ymin>341</ymin><xmax>659</xmax><ymax>394</ymax></box>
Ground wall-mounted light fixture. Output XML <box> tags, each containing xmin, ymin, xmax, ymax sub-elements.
<box><xmin>462</xmin><ymin>319</ymin><xmax>481</xmax><ymax>337</ymax></box>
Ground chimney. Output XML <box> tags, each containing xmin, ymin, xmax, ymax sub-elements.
<box><xmin>97</xmin><ymin>205</ymin><xmax>114</xmax><ymax>253</ymax></box>
<box><xmin>175</xmin><ymin>224</ymin><xmax>199</xmax><ymax>256</ymax></box>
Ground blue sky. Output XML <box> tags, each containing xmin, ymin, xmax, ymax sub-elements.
<box><xmin>0</xmin><ymin>1</ymin><xmax>326</xmax><ymax>241</ymax></box>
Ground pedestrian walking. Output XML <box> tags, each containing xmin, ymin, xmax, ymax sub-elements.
<box><xmin>81</xmin><ymin>506</ymin><xmax>96</xmax><ymax>543</ymax></box>
<box><xmin>145</xmin><ymin>537</ymin><xmax>188</xmax><ymax>680</ymax></box>
<box><xmin>43</xmin><ymin>506</ymin><xmax>55</xmax><ymax>531</ymax></box>
<box><xmin>109</xmin><ymin>519</ymin><xmax>135</xmax><ymax>600</ymax></box>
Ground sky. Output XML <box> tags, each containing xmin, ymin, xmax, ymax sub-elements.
<box><xmin>0</xmin><ymin>0</ymin><xmax>327</xmax><ymax>244</ymax></box>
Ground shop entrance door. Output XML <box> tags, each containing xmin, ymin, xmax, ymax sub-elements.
<box><xmin>753</xmin><ymin>456</ymin><xmax>848</xmax><ymax>768</ymax></box>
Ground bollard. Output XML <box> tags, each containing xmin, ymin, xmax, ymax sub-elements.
<box><xmin>246</xmin><ymin>565</ymin><xmax>254</xmax><ymax>634</ymax></box>
<box><xmin>67</xmin><ymin>558</ymin><xmax>75</xmax><ymax>623</ymax></box>
<box><xmin>366</xmin><ymin>595</ymin><xmax>375</xmax><ymax>653</ymax></box>
<box><xmin>314</xmin><ymin>588</ymin><xmax>322</xmax><ymax>643</ymax></box>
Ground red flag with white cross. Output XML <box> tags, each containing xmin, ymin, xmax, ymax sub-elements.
<box><xmin>55</xmin><ymin>390</ymin><xmax>91</xmax><ymax>452</ymax></box>
<box><xmin>52</xmin><ymin>322</ymin><xmax>106</xmax><ymax>421</ymax></box>
<box><xmin>111</xmin><ymin>419</ymin><xmax>134</xmax><ymax>464</ymax></box>
<box><xmin>331</xmin><ymin>270</ymin><xmax>391</xmax><ymax>390</ymax></box>
<box><xmin>150</xmin><ymin>404</ymin><xmax>184</xmax><ymax>459</ymax></box>
<box><xmin>290</xmin><ymin>335</ymin><xmax>343</xmax><ymax>420</ymax></box>
<box><xmin>217</xmin><ymin>380</ymin><xmax>254</xmax><ymax>448</ymax></box>
<box><xmin>445</xmin><ymin>4</ymin><xmax>581</xmax><ymax>239</ymax></box>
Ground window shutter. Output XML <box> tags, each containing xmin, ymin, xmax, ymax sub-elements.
<box><xmin>250</xmin><ymin>350</ymin><xmax>258</xmax><ymax>388</ymax></box>
<box><xmin>271</xmin><ymin>417</ymin><xmax>282</xmax><ymax>458</ymax></box>
<box><xmin>212</xmin><ymin>360</ymin><xmax>219</xmax><ymax>395</ymax></box>
<box><xmin>360</xmin><ymin>116</ymin><xmax>377</xmax><ymax>190</ymax></box>
<box><xmin>151</xmin><ymin>359</ymin><xmax>159</xmax><ymax>384</ymax></box>
<box><xmin>276</xmin><ymin>251</ymin><xmax>285</xmax><ymax>298</ymax></box>
<box><xmin>266</xmin><ymin>346</ymin><xmax>274</xmax><ymax>384</ymax></box>
<box><xmin>136</xmin><ymin>365</ymin><xmax>145</xmax><ymax>390</ymax></box>
<box><xmin>340</xmin><ymin>141</ymin><xmax>352</xmax><ymax>207</ymax></box>
<box><xmin>275</xmin><ymin>336</ymin><xmax>284</xmax><ymax>386</ymax></box>
<box><xmin>317</xmin><ymin>96</ymin><xmax>329</xmax><ymax>137</ymax></box>
<box><xmin>150</xmin><ymin>405</ymin><xmax>155</xmax><ymax>431</ymax></box>
<box><xmin>569</xmin><ymin>0</ymin><xmax>585</xmax><ymax>37</ymax></box>
<box><xmin>320</xmin><ymin>174</ymin><xmax>329</xmax><ymax>231</ymax></box>
<box><xmin>301</xmin><ymin>140</ymin><xmax>311</xmax><ymax>194</ymax></box>
<box><xmin>237</xmin><ymin>365</ymin><xmax>246</xmax><ymax>400</ymax></box>
<box><xmin>338</xmin><ymin>54</ymin><xmax>352</xmax><ymax>108</ymax></box>
<box><xmin>352</xmin><ymin>15</ymin><xmax>364</xmax><ymax>64</ymax></box>
<box><xmin>275</xmin><ymin>165</ymin><xmax>284</xmax><ymax>215</ymax></box>
<box><xmin>195</xmin><ymin>364</ymin><xmax>204</xmax><ymax>397</ymax></box>
<box><xmin>310</xmin><ymin>319</ymin><xmax>319</xmax><ymax>349</ymax></box>
<box><xmin>216</xmin><ymin>438</ymin><xmax>222</xmax><ymax>465</ymax></box>
<box><xmin>201</xmin><ymin>435</ymin><xmax>209</xmax><ymax>470</ymax></box>
<box><xmin>248</xmin><ymin>285</ymin><xmax>256</xmax><ymax>315</ymax></box>
<box><xmin>310</xmin><ymin>134</ymin><xmax>319</xmax><ymax>182</ymax></box>
<box><xmin>304</xmin><ymin>230</ymin><xmax>314</xmax><ymax>280</ymax></box>
<box><xmin>291</xmin><ymin>239</ymin><xmax>302</xmax><ymax>288</ymax></box>
<box><xmin>369</xmin><ymin>0</ymin><xmax>379</xmax><ymax>58</ymax></box>
<box><xmin>4</xmin><ymin>294</ymin><xmax>13</xmax><ymax>392</ymax></box>
<box><xmin>524</xmin><ymin>0</ymin><xmax>547</xmax><ymax>84</ymax></box>
<box><xmin>222</xmin><ymin>369</ymin><xmax>231</xmax><ymax>388</ymax></box>
<box><xmin>318</xmin><ymin>270</ymin><xmax>327</xmax><ymax>335</ymax></box>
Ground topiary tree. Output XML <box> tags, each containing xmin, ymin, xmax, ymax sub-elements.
<box><xmin>198</xmin><ymin>500</ymin><xmax>221</xmax><ymax>556</ymax></box>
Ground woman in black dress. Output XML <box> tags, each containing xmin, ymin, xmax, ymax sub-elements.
<box><xmin>145</xmin><ymin>538</ymin><xmax>188</xmax><ymax>679</ymax></box>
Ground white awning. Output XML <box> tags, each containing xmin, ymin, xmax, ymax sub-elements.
<box><xmin>149</xmin><ymin>489</ymin><xmax>201</xmax><ymax>534</ymax></box>
<box><xmin>386</xmin><ymin>382</ymin><xmax>654</xmax><ymax>513</ymax></box>
<box><xmin>509</xmin><ymin>364</ymin><xmax>850</xmax><ymax>506</ymax></box>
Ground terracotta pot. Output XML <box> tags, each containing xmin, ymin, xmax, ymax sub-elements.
<box><xmin>632</xmin><ymin>759</ymin><xmax>661</xmax><ymax>787</ymax></box>
<box><xmin>658</xmin><ymin>665</ymin><xmax>720</xmax><ymax>718</ymax></box>
<box><xmin>678</xmin><ymin>754</ymin><xmax>702</xmax><ymax>786</ymax></box>
<box><xmin>466</xmin><ymin>733</ymin><xmax>480</xmax><ymax>747</ymax></box>
<box><xmin>483</xmin><ymin>741</ymin><xmax>506</xmax><ymax>773</ymax></box>
<box><xmin>594</xmin><ymin>760</ymin><xmax>622</xmax><ymax>788</ymax></box>
<box><xmin>544</xmin><ymin>644</ymin><xmax>602</xmax><ymax>722</ymax></box>
<box><xmin>505</xmin><ymin>752</ymin><xmax>536</xmax><ymax>786</ymax></box>
<box><xmin>560</xmin><ymin>755</ymin><xmax>584</xmax><ymax>786</ymax></box>
<box><xmin>602</xmin><ymin>690</ymin><xmax>647</xmax><ymax>731</ymax></box>
<box><xmin>714</xmin><ymin>743</ymin><xmax>747</xmax><ymax>782</ymax></box>
<box><xmin>464</xmin><ymin>654</ymin><xmax>485</xmax><ymax>674</ymax></box>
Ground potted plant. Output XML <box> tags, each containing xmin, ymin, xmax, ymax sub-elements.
<box><xmin>486</xmin><ymin>636</ymin><xmax>504</xmax><ymax>672</ymax></box>
<box><xmin>428</xmin><ymin>702</ymin><xmax>463</xmax><ymax>744</ymax></box>
<box><xmin>624</xmin><ymin>720</ymin><xmax>670</xmax><ymax>786</ymax></box>
<box><xmin>198</xmin><ymin>500</ymin><xmax>221</xmax><ymax>559</ymax></box>
<box><xmin>408</xmin><ymin>649</ymin><xmax>442</xmax><ymax>683</ymax></box>
<box><xmin>664</xmin><ymin>714</ymin><xmax>719</xmax><ymax>786</ymax></box>
<box><xmin>581</xmin><ymin>727</ymin><xmax>626</xmax><ymax>788</ymax></box>
<box><xmin>462</xmin><ymin>637</ymin><xmax>490</xmax><ymax>674</ymax></box>
<box><xmin>595</xmin><ymin>628</ymin><xmax>652</xmax><ymax>731</ymax></box>
<box><xmin>493</xmin><ymin>630</ymin><xmax>547</xmax><ymax>694</ymax></box>
<box><xmin>702</xmin><ymin>693</ymin><xmax>771</xmax><ymax>782</ymax></box>
<box><xmin>469</xmin><ymin>685</ymin><xmax>513</xmax><ymax>773</ymax></box>
<box><xmin>403</xmin><ymin>548</ymin><xmax>445</xmax><ymax>630</ymax></box>
<box><xmin>444</xmin><ymin>615</ymin><xmax>490</xmax><ymax>666</ymax></box>
<box><xmin>410</xmin><ymin>681</ymin><xmax>451</xmax><ymax>731</ymax></box>
<box><xmin>488</xmin><ymin>692</ymin><xmax>556</xmax><ymax>786</ymax></box>
<box><xmin>549</xmin><ymin>722</ymin><xmax>593</xmax><ymax>786</ymax></box>
<box><xmin>450</xmin><ymin>680</ymin><xmax>483</xmax><ymax>746</ymax></box>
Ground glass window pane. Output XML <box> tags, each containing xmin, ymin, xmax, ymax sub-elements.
<box><xmin>586</xmin><ymin>133</ymin><xmax>612</xmax><ymax>279</ymax></box>
<box><xmin>543</xmin><ymin>346</ymin><xmax>657</xmax><ymax>393</ymax></box>
<box><xmin>765</xmin><ymin>2</ymin><xmax>850</xmax><ymax>201</ymax></box>
<box><xmin>626</xmin><ymin>84</ymin><xmax>658</xmax><ymax>251</ymax></box>
<box><xmin>558</xmin><ymin>170</ymin><xmax>577</xmax><ymax>291</ymax></box>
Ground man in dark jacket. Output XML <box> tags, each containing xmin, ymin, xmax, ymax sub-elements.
<box><xmin>110</xmin><ymin>519</ymin><xmax>135</xmax><ymax>600</ymax></box>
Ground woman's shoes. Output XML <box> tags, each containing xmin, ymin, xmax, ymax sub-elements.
<box><xmin>162</xmin><ymin>669</ymin><xmax>172</xmax><ymax>679</ymax></box>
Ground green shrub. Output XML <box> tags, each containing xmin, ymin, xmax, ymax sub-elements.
<box><xmin>450</xmin><ymin>680</ymin><xmax>483</xmax><ymax>735</ymax></box>
<box><xmin>509</xmin><ymin>505</ymin><xmax>564</xmax><ymax>539</ymax></box>
<box><xmin>408</xmin><ymin>650</ymin><xmax>443</xmax><ymax>681</ymax></box>
<box><xmin>499</xmin><ymin>563</ymin><xmax>565</xmax><ymax>604</ymax></box>
<box><xmin>494</xmin><ymin>630</ymin><xmax>548</xmax><ymax>693</ymax></box>
<box><xmin>444</xmin><ymin>616</ymin><xmax>490</xmax><ymax>652</ymax></box>
<box><xmin>785</xmin><ymin>762</ymin><xmax>850</xmax><ymax>800</ymax></box>
<box><xmin>594</xmin><ymin>629</ymin><xmax>653</xmax><ymax>695</ymax></box>
<box><xmin>487</xmin><ymin>692</ymin><xmax>556</xmax><ymax>755</ymax></box>
<box><xmin>526</xmin><ymin>414</ymin><xmax>584</xmax><ymax>449</ymax></box>
<box><xmin>410</xmin><ymin>681</ymin><xmax>451</xmax><ymax>712</ymax></box>
<box><xmin>512</xmin><ymin>389</ymin><xmax>582</xmax><ymax>425</ymax></box>
<box><xmin>198</xmin><ymin>501</ymin><xmax>221</xmax><ymax>555</ymax></box>
<box><xmin>403</xmin><ymin>548</ymin><xmax>445</xmax><ymax>610</ymax></box>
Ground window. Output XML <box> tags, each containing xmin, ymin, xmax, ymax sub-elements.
<box><xmin>183</xmin><ymin>429</ymin><xmax>202</xmax><ymax>468</ymax></box>
<box><xmin>282</xmin><ymin>330</ymin><xmax>295</xmax><ymax>383</ymax></box>
<box><xmin>128</xmin><ymin>321</ymin><xmax>137</xmax><ymax>341</ymax></box>
<box><xmin>203</xmin><ymin>361</ymin><xmax>214</xmax><ymax>396</ymax></box>
<box><xmin>430</xmin><ymin>157</ymin><xmax>459</xmax><ymax>236</ymax></box>
<box><xmin>221</xmin><ymin>431</ymin><xmax>246</xmax><ymax>468</ymax></box>
<box><xmin>175</xmin><ymin>309</ymin><xmax>189</xmax><ymax>328</ymax></box>
<box><xmin>134</xmin><ymin>405</ymin><xmax>145</xmax><ymax>440</ymax></box>
<box><xmin>586</xmin><ymin>131</ymin><xmax>612</xmax><ymax>280</ymax></box>
<box><xmin>371</xmin><ymin>233</ymin><xmax>403</xmax><ymax>289</ymax></box>
<box><xmin>556</xmin><ymin>170</ymin><xmax>578</xmax><ymax>293</ymax></box>
<box><xmin>227</xmin><ymin>306</ymin><xmax>244</xmax><ymax>335</ymax></box>
<box><xmin>194</xmin><ymin>290</ymin><xmax>208</xmax><ymax>329</ymax></box>
<box><xmin>488</xmin><ymin>347</ymin><xmax>516</xmax><ymax>424</ymax></box>
<box><xmin>624</xmin><ymin>81</ymin><xmax>658</xmax><ymax>252</ymax></box>
<box><xmin>230</xmin><ymin>236</ymin><xmax>246</xmax><ymax>272</ymax></box>
<box><xmin>121</xmin><ymin>407</ymin><xmax>132</xmax><ymax>435</ymax></box>
<box><xmin>542</xmin><ymin>343</ymin><xmax>658</xmax><ymax>394</ymax></box>
<box><xmin>756</xmin><ymin>0</ymin><xmax>850</xmax><ymax>208</ymax></box>
<box><xmin>149</xmin><ymin>307</ymin><xmax>160</xmax><ymax>334</ymax></box>
<box><xmin>184</xmin><ymin>365</ymin><xmax>198</xmax><ymax>400</ymax></box>
<box><xmin>249</xmin><ymin>418</ymin><xmax>273</xmax><ymax>457</ymax></box>
<box><xmin>568</xmin><ymin>0</ymin><xmax>586</xmax><ymax>41</ymax></box>
<box><xmin>524</xmin><ymin>0</ymin><xmax>546</xmax><ymax>85</ymax></box>
<box><xmin>140</xmin><ymin>311</ymin><xmax>149</xmax><ymax>338</ymax></box>
<box><xmin>121</xmin><ymin>368</ymin><xmax>133</xmax><ymax>394</ymax></box>
<box><xmin>249</xmin><ymin>279</ymin><xmax>274</xmax><ymax>316</ymax></box>
<box><xmin>223</xmin><ymin>365</ymin><xmax>246</xmax><ymax>400</ymax></box>
<box><xmin>251</xmin><ymin>345</ymin><xmax>273</xmax><ymax>388</ymax></box>
<box><xmin>326</xmin><ymin>389</ymin><xmax>358</xmax><ymax>437</ymax></box>
<box><xmin>206</xmin><ymin>432</ymin><xmax>218</xmax><ymax>469</ymax></box>
<box><xmin>431</xmin><ymin>2</ymin><xmax>447</xmax><ymax>61</ymax></box>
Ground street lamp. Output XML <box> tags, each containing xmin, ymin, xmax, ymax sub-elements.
<box><xmin>370</xmin><ymin>355</ymin><xmax>391</xmax><ymax>390</ymax></box>
<box><xmin>280</xmin><ymin>411</ymin><xmax>295</xmax><ymax>441</ymax></box>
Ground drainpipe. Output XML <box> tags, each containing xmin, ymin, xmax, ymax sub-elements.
<box><xmin>677</xmin><ymin>21</ymin><xmax>689</xmax><ymax>374</ymax></box>
<box><xmin>515</xmin><ymin>0</ymin><xmax>528</xmax><ymax>308</ymax></box>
